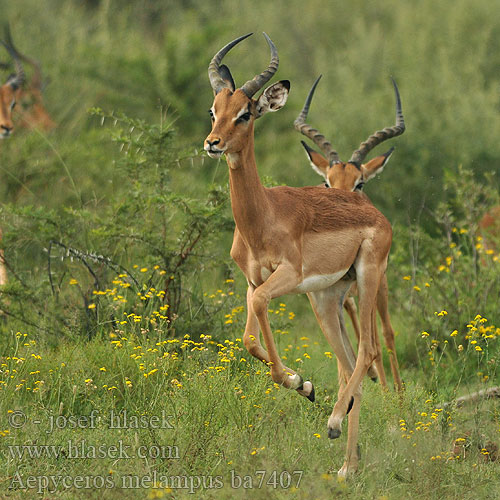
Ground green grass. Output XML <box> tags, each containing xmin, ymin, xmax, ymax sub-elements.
<box><xmin>1</xmin><ymin>300</ymin><xmax>499</xmax><ymax>499</ymax></box>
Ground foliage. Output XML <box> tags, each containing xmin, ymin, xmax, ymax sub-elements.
<box><xmin>0</xmin><ymin>110</ymin><xmax>232</xmax><ymax>341</ymax></box>
<box><xmin>388</xmin><ymin>166</ymin><xmax>500</xmax><ymax>391</ymax></box>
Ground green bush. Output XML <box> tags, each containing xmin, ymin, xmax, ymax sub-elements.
<box><xmin>0</xmin><ymin>110</ymin><xmax>233</xmax><ymax>341</ymax></box>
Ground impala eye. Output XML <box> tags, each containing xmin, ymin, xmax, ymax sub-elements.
<box><xmin>354</xmin><ymin>182</ymin><xmax>365</xmax><ymax>191</ymax></box>
<box><xmin>237</xmin><ymin>111</ymin><xmax>251</xmax><ymax>123</ymax></box>
<box><xmin>208</xmin><ymin>109</ymin><xmax>214</xmax><ymax>121</ymax></box>
<box><xmin>10</xmin><ymin>100</ymin><xmax>16</xmax><ymax>110</ymax></box>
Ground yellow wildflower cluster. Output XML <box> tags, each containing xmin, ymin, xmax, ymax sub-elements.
<box><xmin>399</xmin><ymin>398</ymin><xmax>451</xmax><ymax>446</ymax></box>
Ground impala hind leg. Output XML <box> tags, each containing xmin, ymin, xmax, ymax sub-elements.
<box><xmin>308</xmin><ymin>286</ymin><xmax>359</xmax><ymax>435</ymax></box>
<box><xmin>329</xmin><ymin>257</ymin><xmax>384</xmax><ymax>437</ymax></box>
<box><xmin>371</xmin><ymin>309</ymin><xmax>388</xmax><ymax>389</ymax></box>
<box><xmin>377</xmin><ymin>274</ymin><xmax>403</xmax><ymax>391</ymax></box>
<box><xmin>344</xmin><ymin>296</ymin><xmax>379</xmax><ymax>382</ymax></box>
<box><xmin>338</xmin><ymin>381</ymin><xmax>363</xmax><ymax>477</ymax></box>
<box><xmin>309</xmin><ymin>287</ymin><xmax>364</xmax><ymax>475</ymax></box>
<box><xmin>250</xmin><ymin>266</ymin><xmax>315</xmax><ymax>401</ymax></box>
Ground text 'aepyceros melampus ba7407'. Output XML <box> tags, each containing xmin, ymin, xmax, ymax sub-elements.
<box><xmin>0</xmin><ymin>25</ymin><xmax>55</xmax><ymax>132</ymax></box>
<box><xmin>204</xmin><ymin>33</ymin><xmax>401</xmax><ymax>476</ymax></box>
<box><xmin>294</xmin><ymin>75</ymin><xmax>404</xmax><ymax>392</ymax></box>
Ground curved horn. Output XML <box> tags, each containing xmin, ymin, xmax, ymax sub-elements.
<box><xmin>294</xmin><ymin>75</ymin><xmax>340</xmax><ymax>165</ymax></box>
<box><xmin>4</xmin><ymin>25</ymin><xmax>42</xmax><ymax>90</ymax></box>
<box><xmin>208</xmin><ymin>33</ymin><xmax>253</xmax><ymax>95</ymax></box>
<box><xmin>240</xmin><ymin>32</ymin><xmax>279</xmax><ymax>98</ymax></box>
<box><xmin>1</xmin><ymin>25</ymin><xmax>25</xmax><ymax>89</ymax></box>
<box><xmin>348</xmin><ymin>77</ymin><xmax>405</xmax><ymax>166</ymax></box>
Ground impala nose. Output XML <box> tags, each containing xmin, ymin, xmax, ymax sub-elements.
<box><xmin>205</xmin><ymin>138</ymin><xmax>220</xmax><ymax>148</ymax></box>
<box><xmin>0</xmin><ymin>125</ymin><xmax>12</xmax><ymax>137</ymax></box>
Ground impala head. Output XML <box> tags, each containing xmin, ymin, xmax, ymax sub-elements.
<box><xmin>1</xmin><ymin>26</ymin><xmax>54</xmax><ymax>132</ymax></box>
<box><xmin>295</xmin><ymin>75</ymin><xmax>405</xmax><ymax>191</ymax></box>
<box><xmin>0</xmin><ymin>26</ymin><xmax>25</xmax><ymax>138</ymax></box>
<box><xmin>204</xmin><ymin>33</ymin><xmax>290</xmax><ymax>159</ymax></box>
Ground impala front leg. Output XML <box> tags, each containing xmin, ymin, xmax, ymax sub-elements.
<box><xmin>243</xmin><ymin>285</ymin><xmax>271</xmax><ymax>363</ymax></box>
<box><xmin>250</xmin><ymin>264</ymin><xmax>315</xmax><ymax>401</ymax></box>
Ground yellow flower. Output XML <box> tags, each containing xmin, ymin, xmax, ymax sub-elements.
<box><xmin>403</xmin><ymin>276</ymin><xmax>411</xmax><ymax>281</ymax></box>
<box><xmin>69</xmin><ymin>279</ymin><xmax>78</xmax><ymax>285</ymax></box>
<box><xmin>88</xmin><ymin>304</ymin><xmax>96</xmax><ymax>309</ymax></box>
<box><xmin>413</xmin><ymin>286</ymin><xmax>421</xmax><ymax>292</ymax></box>
<box><xmin>450</xmin><ymin>330</ymin><xmax>458</xmax><ymax>337</ymax></box>
<box><xmin>313</xmin><ymin>433</ymin><xmax>321</xmax><ymax>438</ymax></box>
<box><xmin>99</xmin><ymin>367</ymin><xmax>106</xmax><ymax>372</ymax></box>
<box><xmin>421</xmin><ymin>331</ymin><xmax>429</xmax><ymax>338</ymax></box>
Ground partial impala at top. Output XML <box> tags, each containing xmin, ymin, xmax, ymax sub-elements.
<box><xmin>0</xmin><ymin>28</ymin><xmax>25</xmax><ymax>138</ymax></box>
<box><xmin>0</xmin><ymin>26</ymin><xmax>54</xmax><ymax>132</ymax></box>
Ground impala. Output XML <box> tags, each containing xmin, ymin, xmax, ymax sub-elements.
<box><xmin>0</xmin><ymin>29</ymin><xmax>25</xmax><ymax>138</ymax></box>
<box><xmin>204</xmin><ymin>33</ymin><xmax>403</xmax><ymax>476</ymax></box>
<box><xmin>0</xmin><ymin>26</ymin><xmax>54</xmax><ymax>131</ymax></box>
<box><xmin>0</xmin><ymin>30</ymin><xmax>25</xmax><ymax>291</ymax></box>
<box><xmin>294</xmin><ymin>75</ymin><xmax>404</xmax><ymax>391</ymax></box>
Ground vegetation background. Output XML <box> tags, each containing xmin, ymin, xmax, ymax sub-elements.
<box><xmin>0</xmin><ymin>0</ymin><xmax>499</xmax><ymax>498</ymax></box>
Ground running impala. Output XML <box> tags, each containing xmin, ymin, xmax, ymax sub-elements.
<box><xmin>204</xmin><ymin>33</ymin><xmax>402</xmax><ymax>476</ymax></box>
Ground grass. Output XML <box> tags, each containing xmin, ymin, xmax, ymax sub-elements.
<box><xmin>1</xmin><ymin>289</ymin><xmax>499</xmax><ymax>499</ymax></box>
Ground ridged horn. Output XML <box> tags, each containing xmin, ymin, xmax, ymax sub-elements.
<box><xmin>348</xmin><ymin>77</ymin><xmax>405</xmax><ymax>166</ymax></box>
<box><xmin>294</xmin><ymin>75</ymin><xmax>340</xmax><ymax>165</ymax></box>
<box><xmin>1</xmin><ymin>24</ymin><xmax>25</xmax><ymax>89</ymax></box>
<box><xmin>240</xmin><ymin>32</ymin><xmax>279</xmax><ymax>98</ymax></box>
<box><xmin>208</xmin><ymin>33</ymin><xmax>253</xmax><ymax>95</ymax></box>
<box><xmin>4</xmin><ymin>24</ymin><xmax>43</xmax><ymax>90</ymax></box>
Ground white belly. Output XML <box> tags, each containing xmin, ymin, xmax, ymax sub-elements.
<box><xmin>292</xmin><ymin>269</ymin><xmax>350</xmax><ymax>293</ymax></box>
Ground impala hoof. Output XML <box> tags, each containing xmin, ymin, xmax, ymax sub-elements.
<box><xmin>328</xmin><ymin>427</ymin><xmax>341</xmax><ymax>439</ymax></box>
<box><xmin>297</xmin><ymin>380</ymin><xmax>315</xmax><ymax>402</ymax></box>
<box><xmin>307</xmin><ymin>384</ymin><xmax>315</xmax><ymax>403</ymax></box>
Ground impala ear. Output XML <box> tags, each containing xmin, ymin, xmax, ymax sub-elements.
<box><xmin>300</xmin><ymin>140</ymin><xmax>329</xmax><ymax>179</ymax></box>
<box><xmin>255</xmin><ymin>80</ymin><xmax>290</xmax><ymax>118</ymax></box>
<box><xmin>219</xmin><ymin>64</ymin><xmax>235</xmax><ymax>91</ymax></box>
<box><xmin>361</xmin><ymin>147</ymin><xmax>394</xmax><ymax>181</ymax></box>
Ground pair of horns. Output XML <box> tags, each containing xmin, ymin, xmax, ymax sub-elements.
<box><xmin>1</xmin><ymin>24</ymin><xmax>26</xmax><ymax>89</ymax></box>
<box><xmin>208</xmin><ymin>32</ymin><xmax>278</xmax><ymax>98</ymax></box>
<box><xmin>295</xmin><ymin>75</ymin><xmax>405</xmax><ymax>166</ymax></box>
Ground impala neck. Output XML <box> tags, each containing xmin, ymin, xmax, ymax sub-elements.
<box><xmin>226</xmin><ymin>133</ymin><xmax>269</xmax><ymax>239</ymax></box>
